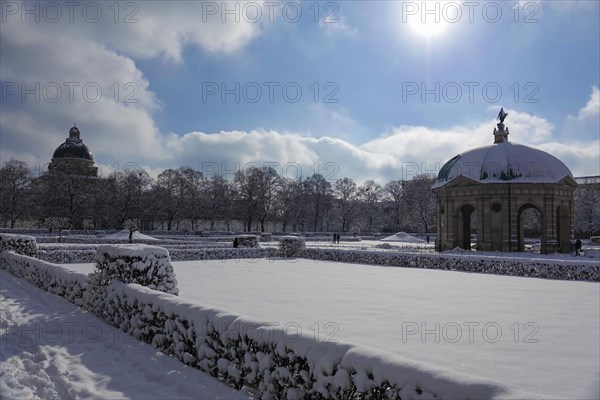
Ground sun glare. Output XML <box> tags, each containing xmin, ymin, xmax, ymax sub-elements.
<box><xmin>408</xmin><ymin>17</ymin><xmax>448</xmax><ymax>37</ymax></box>
<box><xmin>402</xmin><ymin>1</ymin><xmax>456</xmax><ymax>38</ymax></box>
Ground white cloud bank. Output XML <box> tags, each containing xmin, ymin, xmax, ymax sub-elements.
<box><xmin>0</xmin><ymin>2</ymin><xmax>597</xmax><ymax>183</ymax></box>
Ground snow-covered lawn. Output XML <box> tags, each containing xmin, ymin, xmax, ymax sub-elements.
<box><xmin>0</xmin><ymin>269</ymin><xmax>250</xmax><ymax>400</ymax></box>
<box><xmin>60</xmin><ymin>258</ymin><xmax>599</xmax><ymax>399</ymax></box>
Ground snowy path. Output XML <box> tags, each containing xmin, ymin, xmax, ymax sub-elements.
<box><xmin>0</xmin><ymin>269</ymin><xmax>251</xmax><ymax>400</ymax></box>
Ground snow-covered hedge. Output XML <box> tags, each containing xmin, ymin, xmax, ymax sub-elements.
<box><xmin>102</xmin><ymin>281</ymin><xmax>515</xmax><ymax>400</ymax></box>
<box><xmin>39</xmin><ymin>249</ymin><xmax>97</xmax><ymax>264</ymax></box>
<box><xmin>0</xmin><ymin>251</ymin><xmax>88</xmax><ymax>305</ymax></box>
<box><xmin>234</xmin><ymin>235</ymin><xmax>260</xmax><ymax>248</ymax></box>
<box><xmin>300</xmin><ymin>249</ymin><xmax>600</xmax><ymax>281</ymax></box>
<box><xmin>0</xmin><ymin>233</ymin><xmax>38</xmax><ymax>257</ymax></box>
<box><xmin>91</xmin><ymin>245</ymin><xmax>179</xmax><ymax>295</ymax></box>
<box><xmin>168</xmin><ymin>247</ymin><xmax>278</xmax><ymax>261</ymax></box>
<box><xmin>279</xmin><ymin>236</ymin><xmax>306</xmax><ymax>257</ymax></box>
<box><xmin>86</xmin><ymin>244</ymin><xmax>179</xmax><ymax>318</ymax></box>
<box><xmin>259</xmin><ymin>232</ymin><xmax>273</xmax><ymax>242</ymax></box>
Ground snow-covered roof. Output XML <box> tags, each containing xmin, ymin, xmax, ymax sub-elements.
<box><xmin>52</xmin><ymin>125</ymin><xmax>94</xmax><ymax>161</ymax></box>
<box><xmin>433</xmin><ymin>141</ymin><xmax>574</xmax><ymax>189</ymax></box>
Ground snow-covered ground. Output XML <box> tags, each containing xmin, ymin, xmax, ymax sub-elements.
<box><xmin>62</xmin><ymin>259</ymin><xmax>600</xmax><ymax>399</ymax></box>
<box><xmin>0</xmin><ymin>269</ymin><xmax>250</xmax><ymax>400</ymax></box>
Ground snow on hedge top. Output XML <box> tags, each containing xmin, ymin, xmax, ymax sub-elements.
<box><xmin>96</xmin><ymin>244</ymin><xmax>169</xmax><ymax>261</ymax></box>
<box><xmin>104</xmin><ymin>229</ymin><xmax>158</xmax><ymax>241</ymax></box>
<box><xmin>380</xmin><ymin>232</ymin><xmax>425</xmax><ymax>243</ymax></box>
<box><xmin>93</xmin><ymin>244</ymin><xmax>178</xmax><ymax>294</ymax></box>
<box><xmin>433</xmin><ymin>141</ymin><xmax>574</xmax><ymax>189</ymax></box>
<box><xmin>0</xmin><ymin>233</ymin><xmax>38</xmax><ymax>257</ymax></box>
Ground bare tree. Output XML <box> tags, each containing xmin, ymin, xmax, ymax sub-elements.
<box><xmin>256</xmin><ymin>166</ymin><xmax>281</xmax><ymax>232</ymax></box>
<box><xmin>334</xmin><ymin>177</ymin><xmax>359</xmax><ymax>232</ymax></box>
<box><xmin>0</xmin><ymin>158</ymin><xmax>32</xmax><ymax>228</ymax></box>
<box><xmin>574</xmin><ymin>178</ymin><xmax>600</xmax><ymax>237</ymax></box>
<box><xmin>403</xmin><ymin>174</ymin><xmax>437</xmax><ymax>234</ymax></box>
<box><xmin>202</xmin><ymin>175</ymin><xmax>233</xmax><ymax>231</ymax></box>
<box><xmin>234</xmin><ymin>167</ymin><xmax>261</xmax><ymax>232</ymax></box>
<box><xmin>305</xmin><ymin>174</ymin><xmax>332</xmax><ymax>232</ymax></box>
<box><xmin>359</xmin><ymin>179</ymin><xmax>383</xmax><ymax>233</ymax></box>
<box><xmin>384</xmin><ymin>179</ymin><xmax>404</xmax><ymax>232</ymax></box>
<box><xmin>155</xmin><ymin>168</ymin><xmax>186</xmax><ymax>230</ymax></box>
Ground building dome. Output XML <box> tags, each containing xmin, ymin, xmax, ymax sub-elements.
<box><xmin>433</xmin><ymin>141</ymin><xmax>574</xmax><ymax>189</ymax></box>
<box><xmin>52</xmin><ymin>125</ymin><xmax>94</xmax><ymax>161</ymax></box>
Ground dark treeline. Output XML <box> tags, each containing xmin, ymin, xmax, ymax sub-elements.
<box><xmin>1</xmin><ymin>158</ymin><xmax>598</xmax><ymax>237</ymax></box>
<box><xmin>0</xmin><ymin>158</ymin><xmax>437</xmax><ymax>234</ymax></box>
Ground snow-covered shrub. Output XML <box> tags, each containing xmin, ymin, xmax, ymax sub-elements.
<box><xmin>168</xmin><ymin>247</ymin><xmax>278</xmax><ymax>261</ymax></box>
<box><xmin>300</xmin><ymin>249</ymin><xmax>600</xmax><ymax>281</ymax></box>
<box><xmin>38</xmin><ymin>249</ymin><xmax>97</xmax><ymax>264</ymax></box>
<box><xmin>234</xmin><ymin>235</ymin><xmax>260</xmax><ymax>248</ymax></box>
<box><xmin>279</xmin><ymin>236</ymin><xmax>306</xmax><ymax>257</ymax></box>
<box><xmin>0</xmin><ymin>233</ymin><xmax>38</xmax><ymax>257</ymax></box>
<box><xmin>90</xmin><ymin>244</ymin><xmax>179</xmax><ymax>294</ymax></box>
<box><xmin>590</xmin><ymin>236</ymin><xmax>600</xmax><ymax>244</ymax></box>
<box><xmin>0</xmin><ymin>251</ymin><xmax>87</xmax><ymax>305</ymax></box>
<box><xmin>259</xmin><ymin>232</ymin><xmax>273</xmax><ymax>242</ymax></box>
<box><xmin>86</xmin><ymin>244</ymin><xmax>178</xmax><ymax>317</ymax></box>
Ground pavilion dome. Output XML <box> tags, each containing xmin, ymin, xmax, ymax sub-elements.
<box><xmin>52</xmin><ymin>125</ymin><xmax>94</xmax><ymax>161</ymax></box>
<box><xmin>433</xmin><ymin>140</ymin><xmax>574</xmax><ymax>189</ymax></box>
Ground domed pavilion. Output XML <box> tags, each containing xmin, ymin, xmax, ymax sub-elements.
<box><xmin>432</xmin><ymin>109</ymin><xmax>577</xmax><ymax>254</ymax></box>
<box><xmin>48</xmin><ymin>125</ymin><xmax>98</xmax><ymax>177</ymax></box>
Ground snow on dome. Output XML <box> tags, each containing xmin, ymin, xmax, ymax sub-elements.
<box><xmin>433</xmin><ymin>141</ymin><xmax>574</xmax><ymax>189</ymax></box>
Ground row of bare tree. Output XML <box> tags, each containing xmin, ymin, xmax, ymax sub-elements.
<box><xmin>1</xmin><ymin>158</ymin><xmax>598</xmax><ymax>237</ymax></box>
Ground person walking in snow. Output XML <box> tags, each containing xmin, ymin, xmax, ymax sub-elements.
<box><xmin>575</xmin><ymin>239</ymin><xmax>582</xmax><ymax>256</ymax></box>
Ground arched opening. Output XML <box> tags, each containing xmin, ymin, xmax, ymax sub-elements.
<box><xmin>556</xmin><ymin>204</ymin><xmax>571</xmax><ymax>253</ymax></box>
<box><xmin>517</xmin><ymin>204</ymin><xmax>544</xmax><ymax>252</ymax></box>
<box><xmin>456</xmin><ymin>204</ymin><xmax>477</xmax><ymax>250</ymax></box>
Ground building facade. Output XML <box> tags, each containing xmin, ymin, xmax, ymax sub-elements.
<box><xmin>433</xmin><ymin>113</ymin><xmax>577</xmax><ymax>254</ymax></box>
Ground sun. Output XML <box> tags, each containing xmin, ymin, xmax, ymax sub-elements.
<box><xmin>407</xmin><ymin>17</ymin><xmax>448</xmax><ymax>37</ymax></box>
<box><xmin>402</xmin><ymin>1</ymin><xmax>455</xmax><ymax>38</ymax></box>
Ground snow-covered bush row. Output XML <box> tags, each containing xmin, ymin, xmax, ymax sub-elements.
<box><xmin>102</xmin><ymin>281</ymin><xmax>514</xmax><ymax>400</ymax></box>
<box><xmin>0</xmin><ymin>251</ymin><xmax>88</xmax><ymax>306</ymax></box>
<box><xmin>300</xmin><ymin>249</ymin><xmax>600</xmax><ymax>281</ymax></box>
<box><xmin>234</xmin><ymin>235</ymin><xmax>260</xmax><ymax>248</ymax></box>
<box><xmin>168</xmin><ymin>247</ymin><xmax>278</xmax><ymax>261</ymax></box>
<box><xmin>279</xmin><ymin>236</ymin><xmax>306</xmax><ymax>257</ymax></box>
<box><xmin>0</xmin><ymin>233</ymin><xmax>39</xmax><ymax>257</ymax></box>
<box><xmin>34</xmin><ymin>236</ymin><xmax>235</xmax><ymax>245</ymax></box>
<box><xmin>36</xmin><ymin>246</ymin><xmax>278</xmax><ymax>263</ymax></box>
<box><xmin>39</xmin><ymin>249</ymin><xmax>97</xmax><ymax>264</ymax></box>
<box><xmin>259</xmin><ymin>233</ymin><xmax>273</xmax><ymax>242</ymax></box>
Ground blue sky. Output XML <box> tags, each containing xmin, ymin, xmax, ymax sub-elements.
<box><xmin>1</xmin><ymin>1</ymin><xmax>599</xmax><ymax>182</ymax></box>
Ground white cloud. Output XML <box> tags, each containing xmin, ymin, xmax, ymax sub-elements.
<box><xmin>319</xmin><ymin>16</ymin><xmax>358</xmax><ymax>37</ymax></box>
<box><xmin>570</xmin><ymin>86</ymin><xmax>599</xmax><ymax>121</ymax></box>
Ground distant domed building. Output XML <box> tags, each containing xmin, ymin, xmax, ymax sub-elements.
<box><xmin>433</xmin><ymin>109</ymin><xmax>577</xmax><ymax>254</ymax></box>
<box><xmin>48</xmin><ymin>125</ymin><xmax>98</xmax><ymax>177</ymax></box>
